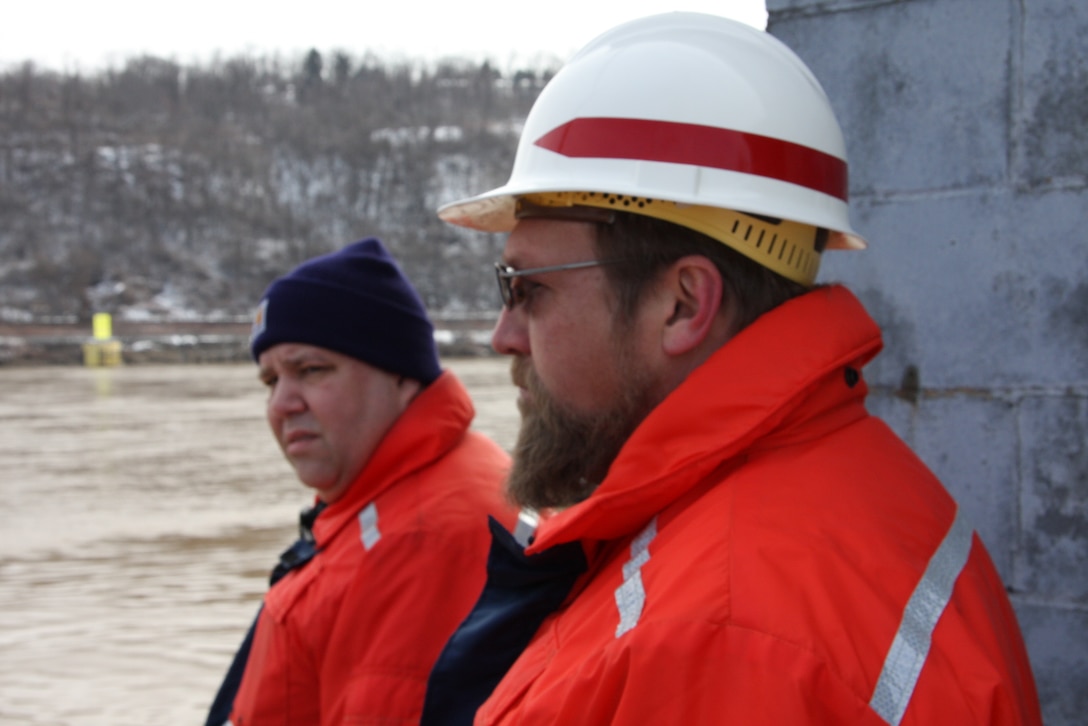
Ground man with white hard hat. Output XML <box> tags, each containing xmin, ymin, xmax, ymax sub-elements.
<box><xmin>421</xmin><ymin>12</ymin><xmax>1042</xmax><ymax>726</ymax></box>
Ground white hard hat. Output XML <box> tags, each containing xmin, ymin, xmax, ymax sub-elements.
<box><xmin>438</xmin><ymin>12</ymin><xmax>866</xmax><ymax>285</ymax></box>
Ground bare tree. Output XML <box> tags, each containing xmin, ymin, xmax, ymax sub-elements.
<box><xmin>0</xmin><ymin>50</ymin><xmax>554</xmax><ymax>320</ymax></box>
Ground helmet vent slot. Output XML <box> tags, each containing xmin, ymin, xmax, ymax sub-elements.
<box><xmin>522</xmin><ymin>190</ymin><xmax>824</xmax><ymax>285</ymax></box>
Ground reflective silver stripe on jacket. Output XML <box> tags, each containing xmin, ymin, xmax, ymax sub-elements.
<box><xmin>513</xmin><ymin>508</ymin><xmax>539</xmax><ymax>548</ymax></box>
<box><xmin>359</xmin><ymin>502</ymin><xmax>381</xmax><ymax>550</ymax></box>
<box><xmin>870</xmin><ymin>506</ymin><xmax>974</xmax><ymax>725</ymax></box>
<box><xmin>615</xmin><ymin>517</ymin><xmax>658</xmax><ymax>638</ymax></box>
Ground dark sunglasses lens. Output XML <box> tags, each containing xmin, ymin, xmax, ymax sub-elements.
<box><xmin>495</xmin><ymin>267</ymin><xmax>511</xmax><ymax>308</ymax></box>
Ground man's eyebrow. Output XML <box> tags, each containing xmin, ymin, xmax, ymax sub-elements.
<box><xmin>287</xmin><ymin>351</ymin><xmax>336</xmax><ymax>369</ymax></box>
<box><xmin>258</xmin><ymin>352</ymin><xmax>320</xmax><ymax>378</ymax></box>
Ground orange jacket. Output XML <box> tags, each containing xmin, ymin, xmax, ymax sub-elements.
<box><xmin>476</xmin><ymin>286</ymin><xmax>1041</xmax><ymax>725</ymax></box>
<box><xmin>231</xmin><ymin>371</ymin><xmax>515</xmax><ymax>725</ymax></box>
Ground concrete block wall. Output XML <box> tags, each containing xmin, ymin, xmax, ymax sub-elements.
<box><xmin>766</xmin><ymin>1</ymin><xmax>1088</xmax><ymax>723</ymax></box>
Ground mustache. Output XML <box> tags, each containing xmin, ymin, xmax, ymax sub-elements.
<box><xmin>510</xmin><ymin>356</ymin><xmax>532</xmax><ymax>391</ymax></box>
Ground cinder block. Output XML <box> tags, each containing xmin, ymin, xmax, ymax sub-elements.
<box><xmin>1012</xmin><ymin>599</ymin><xmax>1088</xmax><ymax>726</ymax></box>
<box><xmin>1015</xmin><ymin>395</ymin><xmax>1088</xmax><ymax>603</ymax></box>
<box><xmin>820</xmin><ymin>189</ymin><xmax>1088</xmax><ymax>388</ymax></box>
<box><xmin>1018</xmin><ymin>3</ymin><xmax>1088</xmax><ymax>186</ymax></box>
<box><xmin>769</xmin><ymin>0</ymin><xmax>1011</xmax><ymax>196</ymax></box>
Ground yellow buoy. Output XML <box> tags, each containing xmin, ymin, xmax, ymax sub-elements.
<box><xmin>83</xmin><ymin>313</ymin><xmax>123</xmax><ymax>367</ymax></box>
<box><xmin>93</xmin><ymin>312</ymin><xmax>113</xmax><ymax>340</ymax></box>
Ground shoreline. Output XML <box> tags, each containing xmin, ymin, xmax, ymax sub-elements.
<box><xmin>0</xmin><ymin>318</ymin><xmax>499</xmax><ymax>366</ymax></box>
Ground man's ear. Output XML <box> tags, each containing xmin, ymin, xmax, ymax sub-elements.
<box><xmin>396</xmin><ymin>376</ymin><xmax>424</xmax><ymax>409</ymax></box>
<box><xmin>660</xmin><ymin>256</ymin><xmax>725</xmax><ymax>356</ymax></box>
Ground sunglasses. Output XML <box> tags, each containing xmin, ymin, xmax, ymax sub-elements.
<box><xmin>495</xmin><ymin>200</ymin><xmax>623</xmax><ymax>309</ymax></box>
<box><xmin>494</xmin><ymin>260</ymin><xmax>619</xmax><ymax>309</ymax></box>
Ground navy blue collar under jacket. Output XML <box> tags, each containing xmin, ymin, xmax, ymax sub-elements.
<box><xmin>204</xmin><ymin>501</ymin><xmax>327</xmax><ymax>726</ymax></box>
<box><xmin>421</xmin><ymin>516</ymin><xmax>588</xmax><ymax>726</ymax></box>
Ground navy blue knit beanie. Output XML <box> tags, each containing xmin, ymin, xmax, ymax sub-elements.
<box><xmin>250</xmin><ymin>238</ymin><xmax>442</xmax><ymax>385</ymax></box>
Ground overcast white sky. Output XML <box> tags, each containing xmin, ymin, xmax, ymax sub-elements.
<box><xmin>1</xmin><ymin>1</ymin><xmax>767</xmax><ymax>73</ymax></box>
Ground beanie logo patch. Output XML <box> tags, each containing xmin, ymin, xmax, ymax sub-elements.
<box><xmin>251</xmin><ymin>298</ymin><xmax>268</xmax><ymax>343</ymax></box>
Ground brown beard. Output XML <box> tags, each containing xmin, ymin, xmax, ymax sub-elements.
<box><xmin>505</xmin><ymin>352</ymin><xmax>656</xmax><ymax>511</ymax></box>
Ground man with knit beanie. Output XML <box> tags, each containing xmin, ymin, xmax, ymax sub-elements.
<box><xmin>205</xmin><ymin>238</ymin><xmax>517</xmax><ymax>726</ymax></box>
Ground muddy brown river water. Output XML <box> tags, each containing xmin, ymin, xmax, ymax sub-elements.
<box><xmin>0</xmin><ymin>358</ymin><xmax>518</xmax><ymax>725</ymax></box>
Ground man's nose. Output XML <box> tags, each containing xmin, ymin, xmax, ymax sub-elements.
<box><xmin>491</xmin><ymin>305</ymin><xmax>528</xmax><ymax>356</ymax></box>
<box><xmin>268</xmin><ymin>377</ymin><xmax>305</xmax><ymax>416</ymax></box>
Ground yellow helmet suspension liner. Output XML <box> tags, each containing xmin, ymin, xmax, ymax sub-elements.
<box><xmin>520</xmin><ymin>191</ymin><xmax>824</xmax><ymax>286</ymax></box>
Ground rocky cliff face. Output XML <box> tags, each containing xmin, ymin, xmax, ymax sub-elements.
<box><xmin>0</xmin><ymin>52</ymin><xmax>553</xmax><ymax>325</ymax></box>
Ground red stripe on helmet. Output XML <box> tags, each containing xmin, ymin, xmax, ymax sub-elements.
<box><xmin>534</xmin><ymin>117</ymin><xmax>848</xmax><ymax>202</ymax></box>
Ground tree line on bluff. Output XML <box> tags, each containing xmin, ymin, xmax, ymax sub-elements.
<box><xmin>0</xmin><ymin>49</ymin><xmax>558</xmax><ymax>323</ymax></box>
